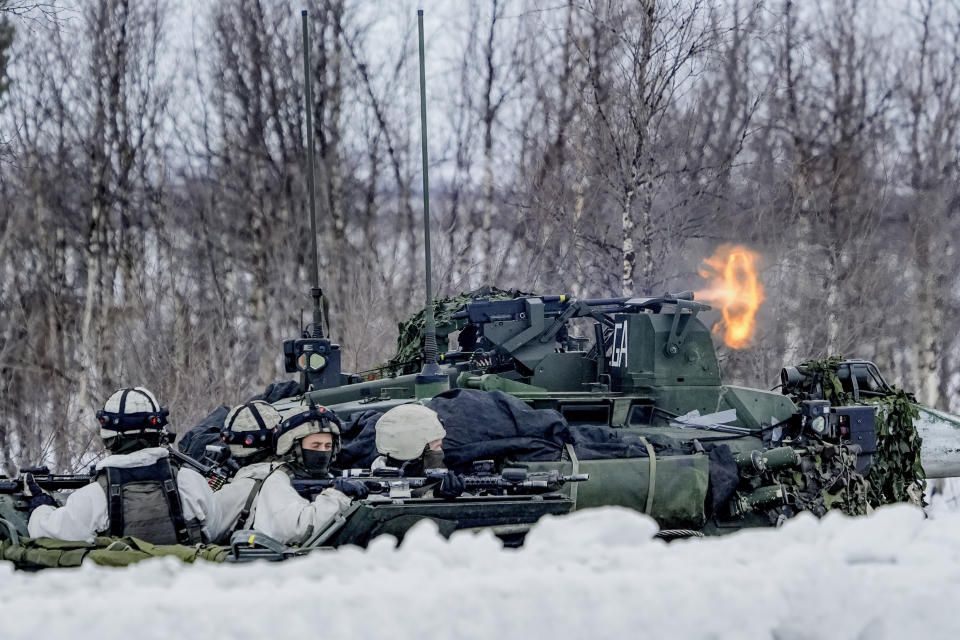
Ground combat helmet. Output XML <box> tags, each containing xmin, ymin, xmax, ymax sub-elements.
<box><xmin>220</xmin><ymin>401</ymin><xmax>282</xmax><ymax>464</ymax></box>
<box><xmin>97</xmin><ymin>387</ymin><xmax>170</xmax><ymax>453</ymax></box>
<box><xmin>375</xmin><ymin>403</ymin><xmax>445</xmax><ymax>461</ymax></box>
<box><xmin>273</xmin><ymin>402</ymin><xmax>342</xmax><ymax>476</ymax></box>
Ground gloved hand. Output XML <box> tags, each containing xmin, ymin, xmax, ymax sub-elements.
<box><xmin>22</xmin><ymin>473</ymin><xmax>57</xmax><ymax>513</ymax></box>
<box><xmin>436</xmin><ymin>470</ymin><xmax>466</xmax><ymax>499</ymax></box>
<box><xmin>332</xmin><ymin>477</ymin><xmax>370</xmax><ymax>500</ymax></box>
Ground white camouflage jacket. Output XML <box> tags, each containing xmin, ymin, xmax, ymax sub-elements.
<box><xmin>27</xmin><ymin>447</ymin><xmax>226</xmax><ymax>544</ymax></box>
<box><xmin>251</xmin><ymin>467</ymin><xmax>352</xmax><ymax>545</ymax></box>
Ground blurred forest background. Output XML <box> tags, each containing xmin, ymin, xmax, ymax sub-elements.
<box><xmin>1</xmin><ymin>0</ymin><xmax>959</xmax><ymax>473</ymax></box>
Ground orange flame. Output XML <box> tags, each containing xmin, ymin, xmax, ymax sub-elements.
<box><xmin>694</xmin><ymin>245</ymin><xmax>765</xmax><ymax>349</ymax></box>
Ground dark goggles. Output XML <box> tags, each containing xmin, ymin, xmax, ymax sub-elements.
<box><xmin>220</xmin><ymin>427</ymin><xmax>274</xmax><ymax>449</ymax></box>
<box><xmin>97</xmin><ymin>409</ymin><xmax>169</xmax><ymax>432</ymax></box>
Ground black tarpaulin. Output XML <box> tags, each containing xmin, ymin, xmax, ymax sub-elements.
<box><xmin>567</xmin><ymin>424</ymin><xmax>654</xmax><ymax>459</ymax></box>
<box><xmin>336</xmin><ymin>410</ymin><xmax>384</xmax><ymax>469</ymax></box>
<box><xmin>176</xmin><ymin>405</ymin><xmax>229</xmax><ymax>461</ymax></box>
<box><xmin>704</xmin><ymin>444</ymin><xmax>739</xmax><ymax>517</ymax></box>
<box><xmin>427</xmin><ymin>389</ymin><xmax>571</xmax><ymax>471</ymax></box>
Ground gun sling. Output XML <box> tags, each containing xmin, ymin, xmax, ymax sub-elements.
<box><xmin>236</xmin><ymin>479</ymin><xmax>264</xmax><ymax>531</ymax></box>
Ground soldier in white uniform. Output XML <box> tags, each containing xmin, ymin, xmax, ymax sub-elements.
<box><xmin>252</xmin><ymin>403</ymin><xmax>369</xmax><ymax>545</ymax></box>
<box><xmin>371</xmin><ymin>403</ymin><xmax>465</xmax><ymax>498</ymax></box>
<box><xmin>211</xmin><ymin>400</ymin><xmax>285</xmax><ymax>542</ymax></box>
<box><xmin>27</xmin><ymin>387</ymin><xmax>225</xmax><ymax>545</ymax></box>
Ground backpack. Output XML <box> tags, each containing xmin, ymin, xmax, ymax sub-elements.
<box><xmin>96</xmin><ymin>457</ymin><xmax>203</xmax><ymax>545</ymax></box>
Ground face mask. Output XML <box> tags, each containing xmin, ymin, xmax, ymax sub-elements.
<box><xmin>422</xmin><ymin>449</ymin><xmax>445</xmax><ymax>470</ymax></box>
<box><xmin>301</xmin><ymin>448</ymin><xmax>333</xmax><ymax>476</ymax></box>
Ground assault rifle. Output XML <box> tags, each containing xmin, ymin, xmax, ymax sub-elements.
<box><xmin>165</xmin><ymin>445</ymin><xmax>239</xmax><ymax>491</ymax></box>
<box><xmin>291</xmin><ymin>477</ymin><xmax>392</xmax><ymax>498</ymax></box>
<box><xmin>0</xmin><ymin>466</ymin><xmax>95</xmax><ymax>497</ymax></box>
<box><xmin>293</xmin><ymin>467</ymin><xmax>589</xmax><ymax>499</ymax></box>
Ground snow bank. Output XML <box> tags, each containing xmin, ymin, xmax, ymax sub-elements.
<box><xmin>2</xmin><ymin>505</ymin><xmax>958</xmax><ymax>640</ymax></box>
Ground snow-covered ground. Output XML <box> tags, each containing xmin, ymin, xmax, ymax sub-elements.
<box><xmin>2</xmin><ymin>502</ymin><xmax>959</xmax><ymax>640</ymax></box>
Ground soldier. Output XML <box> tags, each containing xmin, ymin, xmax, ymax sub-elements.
<box><xmin>26</xmin><ymin>387</ymin><xmax>225</xmax><ymax>545</ymax></box>
<box><xmin>371</xmin><ymin>403</ymin><xmax>465</xmax><ymax>498</ymax></box>
<box><xmin>252</xmin><ymin>403</ymin><xmax>369</xmax><ymax>545</ymax></box>
<box><xmin>212</xmin><ymin>400</ymin><xmax>285</xmax><ymax>541</ymax></box>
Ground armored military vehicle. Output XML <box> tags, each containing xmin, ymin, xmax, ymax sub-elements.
<box><xmin>251</xmin><ymin>288</ymin><xmax>927</xmax><ymax>552</ymax></box>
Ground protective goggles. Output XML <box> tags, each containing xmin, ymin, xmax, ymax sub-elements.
<box><xmin>97</xmin><ymin>408</ymin><xmax>169</xmax><ymax>432</ymax></box>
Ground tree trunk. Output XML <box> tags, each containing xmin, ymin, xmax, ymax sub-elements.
<box><xmin>481</xmin><ymin>138</ymin><xmax>496</xmax><ymax>283</ymax></box>
<box><xmin>913</xmin><ymin>219</ymin><xmax>944</xmax><ymax>407</ymax></box>
<box><xmin>620</xmin><ymin>185</ymin><xmax>635</xmax><ymax>295</ymax></box>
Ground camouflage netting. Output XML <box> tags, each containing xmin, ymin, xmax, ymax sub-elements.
<box><xmin>384</xmin><ymin>286</ymin><xmax>535</xmax><ymax>376</ymax></box>
<box><xmin>785</xmin><ymin>355</ymin><xmax>926</xmax><ymax>509</ymax></box>
<box><xmin>0</xmin><ymin>536</ymin><xmax>228</xmax><ymax>569</ymax></box>
<box><xmin>773</xmin><ymin>442</ymin><xmax>871</xmax><ymax>518</ymax></box>
<box><xmin>868</xmin><ymin>392</ymin><xmax>925</xmax><ymax>505</ymax></box>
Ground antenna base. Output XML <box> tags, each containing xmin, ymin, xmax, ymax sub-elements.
<box><xmin>415</xmin><ymin>363</ymin><xmax>449</xmax><ymax>399</ymax></box>
<box><xmin>310</xmin><ymin>287</ymin><xmax>325</xmax><ymax>339</ymax></box>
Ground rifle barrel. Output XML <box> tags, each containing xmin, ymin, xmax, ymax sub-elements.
<box><xmin>292</xmin><ymin>470</ymin><xmax>589</xmax><ymax>498</ymax></box>
<box><xmin>0</xmin><ymin>475</ymin><xmax>93</xmax><ymax>493</ymax></box>
<box><xmin>166</xmin><ymin>447</ymin><xmax>211</xmax><ymax>475</ymax></box>
<box><xmin>166</xmin><ymin>447</ymin><xmax>229</xmax><ymax>490</ymax></box>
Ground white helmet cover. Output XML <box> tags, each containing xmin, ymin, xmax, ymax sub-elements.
<box><xmin>274</xmin><ymin>404</ymin><xmax>341</xmax><ymax>457</ymax></box>
<box><xmin>375</xmin><ymin>404</ymin><xmax>446</xmax><ymax>461</ymax></box>
<box><xmin>223</xmin><ymin>401</ymin><xmax>282</xmax><ymax>459</ymax></box>
<box><xmin>98</xmin><ymin>387</ymin><xmax>168</xmax><ymax>439</ymax></box>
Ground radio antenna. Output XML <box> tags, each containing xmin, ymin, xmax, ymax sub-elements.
<box><xmin>281</xmin><ymin>10</ymin><xmax>343</xmax><ymax>393</ymax></box>
<box><xmin>415</xmin><ymin>9</ymin><xmax>448</xmax><ymax>396</ymax></box>
<box><xmin>302</xmin><ymin>9</ymin><xmax>324</xmax><ymax>339</ymax></box>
